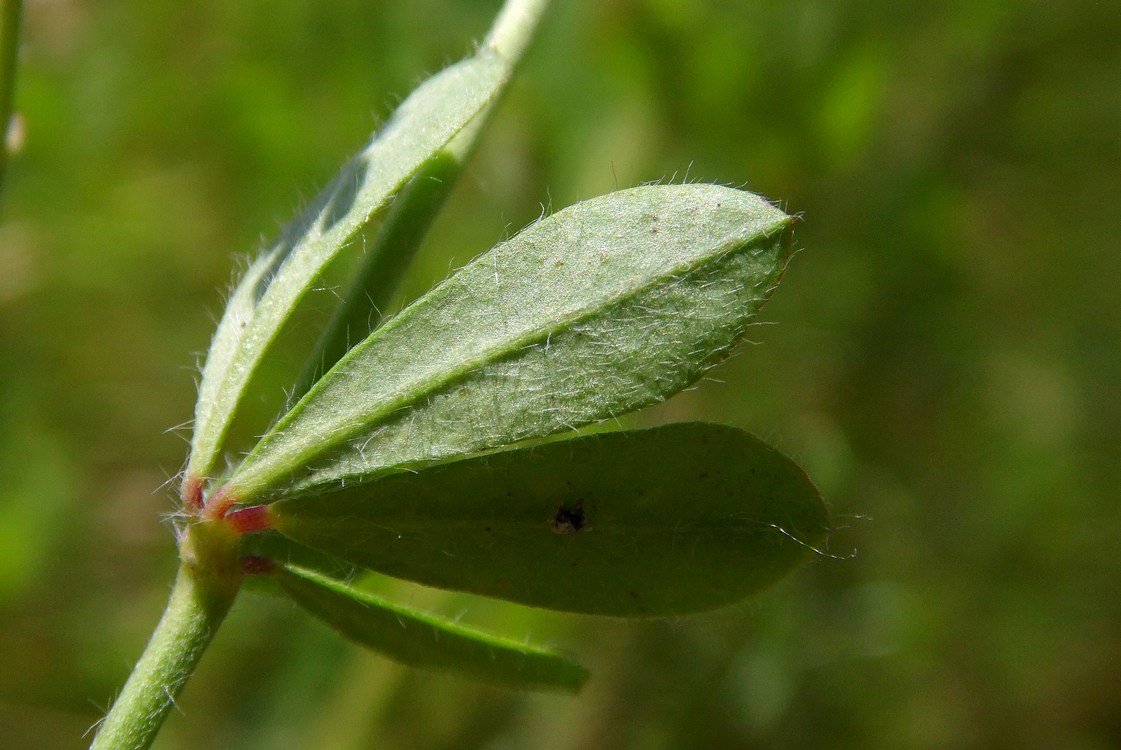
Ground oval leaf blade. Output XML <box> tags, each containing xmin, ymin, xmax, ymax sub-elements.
<box><xmin>226</xmin><ymin>185</ymin><xmax>793</xmax><ymax>500</ymax></box>
<box><xmin>268</xmin><ymin>424</ymin><xmax>829</xmax><ymax>616</ymax></box>
<box><xmin>274</xmin><ymin>563</ymin><xmax>589</xmax><ymax>693</ymax></box>
<box><xmin>187</xmin><ymin>49</ymin><xmax>510</xmax><ymax>485</ymax></box>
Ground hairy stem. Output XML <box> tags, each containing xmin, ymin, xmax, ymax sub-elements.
<box><xmin>91</xmin><ymin>522</ymin><xmax>242</xmax><ymax>750</ymax></box>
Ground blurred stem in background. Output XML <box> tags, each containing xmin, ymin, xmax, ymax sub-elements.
<box><xmin>0</xmin><ymin>0</ymin><xmax>22</xmax><ymax>204</ymax></box>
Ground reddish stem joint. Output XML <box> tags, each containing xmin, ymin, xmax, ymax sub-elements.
<box><xmin>202</xmin><ymin>486</ymin><xmax>238</xmax><ymax>521</ymax></box>
<box><xmin>225</xmin><ymin>504</ymin><xmax>272</xmax><ymax>534</ymax></box>
<box><xmin>181</xmin><ymin>475</ymin><xmax>204</xmax><ymax>513</ymax></box>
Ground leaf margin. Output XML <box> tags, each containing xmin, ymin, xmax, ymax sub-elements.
<box><xmin>274</xmin><ymin>562</ymin><xmax>589</xmax><ymax>693</ymax></box>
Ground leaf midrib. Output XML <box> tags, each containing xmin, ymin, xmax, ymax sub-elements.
<box><xmin>277</xmin><ymin>517</ymin><xmax>802</xmax><ymax>536</ymax></box>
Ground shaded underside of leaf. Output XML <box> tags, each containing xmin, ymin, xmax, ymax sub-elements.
<box><xmin>186</xmin><ymin>50</ymin><xmax>510</xmax><ymax>485</ymax></box>
<box><xmin>268</xmin><ymin>423</ymin><xmax>828</xmax><ymax>616</ymax></box>
<box><xmin>241</xmin><ymin>529</ymin><xmax>357</xmax><ymax>580</ymax></box>
<box><xmin>227</xmin><ymin>185</ymin><xmax>793</xmax><ymax>501</ymax></box>
<box><xmin>290</xmin><ymin>149</ymin><xmax>466</xmax><ymax>401</ymax></box>
<box><xmin>274</xmin><ymin>564</ymin><xmax>588</xmax><ymax>693</ymax></box>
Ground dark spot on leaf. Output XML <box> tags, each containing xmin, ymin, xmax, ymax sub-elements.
<box><xmin>550</xmin><ymin>501</ymin><xmax>586</xmax><ymax>535</ymax></box>
<box><xmin>320</xmin><ymin>158</ymin><xmax>368</xmax><ymax>231</ymax></box>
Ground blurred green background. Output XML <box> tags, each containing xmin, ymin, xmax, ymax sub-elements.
<box><xmin>2</xmin><ymin>0</ymin><xmax>1118</xmax><ymax>747</ymax></box>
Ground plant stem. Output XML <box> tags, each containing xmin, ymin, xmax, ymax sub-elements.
<box><xmin>0</xmin><ymin>0</ymin><xmax>23</xmax><ymax>202</ymax></box>
<box><xmin>484</xmin><ymin>0</ymin><xmax>550</xmax><ymax>63</ymax></box>
<box><xmin>91</xmin><ymin>522</ymin><xmax>243</xmax><ymax>750</ymax></box>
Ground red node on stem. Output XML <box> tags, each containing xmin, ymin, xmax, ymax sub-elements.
<box><xmin>225</xmin><ymin>504</ymin><xmax>273</xmax><ymax>534</ymax></box>
<box><xmin>203</xmin><ymin>487</ymin><xmax>238</xmax><ymax>521</ymax></box>
<box><xmin>181</xmin><ymin>475</ymin><xmax>204</xmax><ymax>513</ymax></box>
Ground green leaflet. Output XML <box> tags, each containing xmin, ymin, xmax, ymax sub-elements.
<box><xmin>268</xmin><ymin>424</ymin><xmax>828</xmax><ymax>616</ymax></box>
<box><xmin>274</xmin><ymin>564</ymin><xmax>588</xmax><ymax>693</ymax></box>
<box><xmin>186</xmin><ymin>49</ymin><xmax>510</xmax><ymax>485</ymax></box>
<box><xmin>224</xmin><ymin>185</ymin><xmax>793</xmax><ymax>501</ymax></box>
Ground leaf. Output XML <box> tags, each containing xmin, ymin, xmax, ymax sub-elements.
<box><xmin>223</xmin><ymin>185</ymin><xmax>793</xmax><ymax>501</ymax></box>
<box><xmin>274</xmin><ymin>563</ymin><xmax>589</xmax><ymax>693</ymax></box>
<box><xmin>186</xmin><ymin>49</ymin><xmax>511</xmax><ymax>485</ymax></box>
<box><xmin>267</xmin><ymin>424</ymin><xmax>829</xmax><ymax>616</ymax></box>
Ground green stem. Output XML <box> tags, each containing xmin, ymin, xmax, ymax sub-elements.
<box><xmin>0</xmin><ymin>0</ymin><xmax>23</xmax><ymax>202</ymax></box>
<box><xmin>91</xmin><ymin>522</ymin><xmax>243</xmax><ymax>750</ymax></box>
<box><xmin>484</xmin><ymin>0</ymin><xmax>550</xmax><ymax>63</ymax></box>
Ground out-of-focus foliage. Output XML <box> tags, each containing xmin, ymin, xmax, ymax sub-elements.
<box><xmin>0</xmin><ymin>0</ymin><xmax>1116</xmax><ymax>748</ymax></box>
